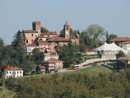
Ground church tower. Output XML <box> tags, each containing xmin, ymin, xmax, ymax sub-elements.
<box><xmin>64</xmin><ymin>21</ymin><xmax>70</xmax><ymax>39</ymax></box>
<box><xmin>32</xmin><ymin>21</ymin><xmax>41</xmax><ymax>35</ymax></box>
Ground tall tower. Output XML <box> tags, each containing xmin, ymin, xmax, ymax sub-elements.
<box><xmin>64</xmin><ymin>21</ymin><xmax>70</xmax><ymax>39</ymax></box>
<box><xmin>32</xmin><ymin>21</ymin><xmax>41</xmax><ymax>35</ymax></box>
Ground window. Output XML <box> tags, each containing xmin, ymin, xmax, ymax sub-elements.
<box><xmin>26</xmin><ymin>40</ymin><xmax>28</xmax><ymax>43</ymax></box>
<box><xmin>6</xmin><ymin>71</ymin><xmax>8</xmax><ymax>74</ymax></box>
<box><xmin>10</xmin><ymin>71</ymin><xmax>11</xmax><ymax>74</ymax></box>
<box><xmin>17</xmin><ymin>71</ymin><xmax>19</xmax><ymax>74</ymax></box>
<box><xmin>32</xmin><ymin>34</ymin><xmax>33</xmax><ymax>36</ymax></box>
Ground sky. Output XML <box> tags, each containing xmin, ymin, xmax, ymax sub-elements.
<box><xmin>0</xmin><ymin>0</ymin><xmax>130</xmax><ymax>45</ymax></box>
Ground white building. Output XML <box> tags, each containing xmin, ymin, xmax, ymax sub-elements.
<box><xmin>119</xmin><ymin>41</ymin><xmax>130</xmax><ymax>51</ymax></box>
<box><xmin>1</xmin><ymin>65</ymin><xmax>23</xmax><ymax>79</ymax></box>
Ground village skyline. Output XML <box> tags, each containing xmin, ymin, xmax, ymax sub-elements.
<box><xmin>0</xmin><ymin>0</ymin><xmax>130</xmax><ymax>45</ymax></box>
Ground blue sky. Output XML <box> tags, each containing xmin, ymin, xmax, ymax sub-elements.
<box><xmin>0</xmin><ymin>0</ymin><xmax>130</xmax><ymax>44</ymax></box>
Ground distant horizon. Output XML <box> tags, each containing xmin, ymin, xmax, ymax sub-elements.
<box><xmin>0</xmin><ymin>0</ymin><xmax>130</xmax><ymax>45</ymax></box>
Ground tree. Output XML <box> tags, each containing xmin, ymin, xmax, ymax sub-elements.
<box><xmin>58</xmin><ymin>44</ymin><xmax>82</xmax><ymax>67</ymax></box>
<box><xmin>10</xmin><ymin>31</ymin><xmax>36</xmax><ymax>73</ymax></box>
<box><xmin>0</xmin><ymin>38</ymin><xmax>4</xmax><ymax>65</ymax></box>
<box><xmin>105</xmin><ymin>31</ymin><xmax>118</xmax><ymax>43</ymax></box>
<box><xmin>80</xmin><ymin>24</ymin><xmax>106</xmax><ymax>48</ymax></box>
<box><xmin>0</xmin><ymin>37</ymin><xmax>4</xmax><ymax>47</ymax></box>
<box><xmin>11</xmin><ymin>30</ymin><xmax>25</xmax><ymax>49</ymax></box>
<box><xmin>41</xmin><ymin>27</ymin><xmax>49</xmax><ymax>33</ymax></box>
<box><xmin>116</xmin><ymin>50</ymin><xmax>126</xmax><ymax>59</ymax></box>
<box><xmin>86</xmin><ymin>24</ymin><xmax>105</xmax><ymax>40</ymax></box>
<box><xmin>32</xmin><ymin>48</ymin><xmax>44</xmax><ymax>65</ymax></box>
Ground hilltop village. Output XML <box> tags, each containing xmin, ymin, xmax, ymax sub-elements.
<box><xmin>0</xmin><ymin>21</ymin><xmax>130</xmax><ymax>79</ymax></box>
<box><xmin>1</xmin><ymin>21</ymin><xmax>130</xmax><ymax>98</ymax></box>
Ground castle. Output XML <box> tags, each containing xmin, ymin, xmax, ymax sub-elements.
<box><xmin>23</xmin><ymin>21</ymin><xmax>79</xmax><ymax>54</ymax></box>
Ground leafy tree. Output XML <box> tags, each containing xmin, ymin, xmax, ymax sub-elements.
<box><xmin>105</xmin><ymin>31</ymin><xmax>118</xmax><ymax>43</ymax></box>
<box><xmin>80</xmin><ymin>24</ymin><xmax>106</xmax><ymax>48</ymax></box>
<box><xmin>58</xmin><ymin>44</ymin><xmax>82</xmax><ymax>67</ymax></box>
<box><xmin>41</xmin><ymin>27</ymin><xmax>49</xmax><ymax>33</ymax></box>
<box><xmin>86</xmin><ymin>24</ymin><xmax>105</xmax><ymax>40</ymax></box>
<box><xmin>116</xmin><ymin>50</ymin><xmax>126</xmax><ymax>59</ymax></box>
<box><xmin>32</xmin><ymin>48</ymin><xmax>44</xmax><ymax>65</ymax></box>
<box><xmin>79</xmin><ymin>43</ymin><xmax>87</xmax><ymax>53</ymax></box>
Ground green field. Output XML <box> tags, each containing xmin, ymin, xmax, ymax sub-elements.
<box><xmin>75</xmin><ymin>65</ymin><xmax>114</xmax><ymax>76</ymax></box>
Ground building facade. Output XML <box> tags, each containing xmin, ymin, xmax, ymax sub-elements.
<box><xmin>24</xmin><ymin>21</ymin><xmax>79</xmax><ymax>54</ymax></box>
<box><xmin>44</xmin><ymin>58</ymin><xmax>63</xmax><ymax>72</ymax></box>
<box><xmin>1</xmin><ymin>65</ymin><xmax>23</xmax><ymax>79</ymax></box>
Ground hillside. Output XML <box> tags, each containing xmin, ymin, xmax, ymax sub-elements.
<box><xmin>0</xmin><ymin>87</ymin><xmax>16</xmax><ymax>98</ymax></box>
<box><xmin>4</xmin><ymin>67</ymin><xmax>130</xmax><ymax>98</ymax></box>
<box><xmin>75</xmin><ymin>65</ymin><xmax>113</xmax><ymax>76</ymax></box>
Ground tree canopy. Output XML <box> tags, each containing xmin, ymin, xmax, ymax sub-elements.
<box><xmin>80</xmin><ymin>24</ymin><xmax>106</xmax><ymax>48</ymax></box>
<box><xmin>58</xmin><ymin>43</ymin><xmax>82</xmax><ymax>67</ymax></box>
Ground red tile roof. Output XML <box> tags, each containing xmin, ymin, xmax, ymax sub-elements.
<box><xmin>70</xmin><ymin>35</ymin><xmax>78</xmax><ymax>39</ymax></box>
<box><xmin>121</xmin><ymin>41</ymin><xmax>130</xmax><ymax>44</ymax></box>
<box><xmin>26</xmin><ymin>43</ymin><xmax>37</xmax><ymax>47</ymax></box>
<box><xmin>111</xmin><ymin>37</ymin><xmax>130</xmax><ymax>42</ymax></box>
<box><xmin>23</xmin><ymin>30</ymin><xmax>38</xmax><ymax>33</ymax></box>
<box><xmin>45</xmin><ymin>58</ymin><xmax>63</xmax><ymax>62</ymax></box>
<box><xmin>38</xmin><ymin>34</ymin><xmax>48</xmax><ymax>38</ymax></box>
<box><xmin>1</xmin><ymin>65</ymin><xmax>23</xmax><ymax>71</ymax></box>
<box><xmin>48</xmin><ymin>36</ymin><xmax>69</xmax><ymax>42</ymax></box>
<box><xmin>39</xmin><ymin>41</ymin><xmax>51</xmax><ymax>45</ymax></box>
<box><xmin>41</xmin><ymin>32</ymin><xmax>57</xmax><ymax>35</ymax></box>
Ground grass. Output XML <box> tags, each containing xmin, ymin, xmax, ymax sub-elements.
<box><xmin>0</xmin><ymin>86</ymin><xmax>16</xmax><ymax>98</ymax></box>
<box><xmin>75</xmin><ymin>65</ymin><xmax>114</xmax><ymax>76</ymax></box>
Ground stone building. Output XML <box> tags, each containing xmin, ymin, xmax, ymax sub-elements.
<box><xmin>24</xmin><ymin>21</ymin><xmax>79</xmax><ymax>53</ymax></box>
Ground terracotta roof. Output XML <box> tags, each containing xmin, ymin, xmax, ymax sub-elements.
<box><xmin>121</xmin><ymin>41</ymin><xmax>130</xmax><ymax>44</ymax></box>
<box><xmin>70</xmin><ymin>35</ymin><xmax>78</xmax><ymax>39</ymax></box>
<box><xmin>39</xmin><ymin>41</ymin><xmax>51</xmax><ymax>45</ymax></box>
<box><xmin>48</xmin><ymin>36</ymin><xmax>69</xmax><ymax>42</ymax></box>
<box><xmin>23</xmin><ymin>30</ymin><xmax>38</xmax><ymax>33</ymax></box>
<box><xmin>1</xmin><ymin>65</ymin><xmax>22</xmax><ymax>71</ymax></box>
<box><xmin>45</xmin><ymin>58</ymin><xmax>63</xmax><ymax>62</ymax></box>
<box><xmin>111</xmin><ymin>37</ymin><xmax>130</xmax><ymax>42</ymax></box>
<box><xmin>41</xmin><ymin>32</ymin><xmax>57</xmax><ymax>35</ymax></box>
<box><xmin>38</xmin><ymin>34</ymin><xmax>48</xmax><ymax>38</ymax></box>
<box><xmin>26</xmin><ymin>43</ymin><xmax>37</xmax><ymax>47</ymax></box>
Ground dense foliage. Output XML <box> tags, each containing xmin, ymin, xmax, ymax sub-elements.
<box><xmin>0</xmin><ymin>31</ymin><xmax>44</xmax><ymax>74</ymax></box>
<box><xmin>5</xmin><ymin>68</ymin><xmax>130</xmax><ymax>98</ymax></box>
<box><xmin>80</xmin><ymin>24</ymin><xmax>106</xmax><ymax>48</ymax></box>
<box><xmin>58</xmin><ymin>43</ymin><xmax>83</xmax><ymax>67</ymax></box>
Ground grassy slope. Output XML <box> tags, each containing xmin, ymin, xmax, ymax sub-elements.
<box><xmin>0</xmin><ymin>87</ymin><xmax>16</xmax><ymax>98</ymax></box>
<box><xmin>75</xmin><ymin>65</ymin><xmax>114</xmax><ymax>76</ymax></box>
<box><xmin>0</xmin><ymin>65</ymin><xmax>116</xmax><ymax>98</ymax></box>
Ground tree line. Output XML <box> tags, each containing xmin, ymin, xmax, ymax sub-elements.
<box><xmin>0</xmin><ymin>31</ymin><xmax>44</xmax><ymax>74</ymax></box>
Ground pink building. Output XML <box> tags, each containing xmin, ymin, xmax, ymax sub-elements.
<box><xmin>44</xmin><ymin>58</ymin><xmax>63</xmax><ymax>72</ymax></box>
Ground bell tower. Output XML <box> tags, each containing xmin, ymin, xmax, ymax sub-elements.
<box><xmin>64</xmin><ymin>21</ymin><xmax>70</xmax><ymax>39</ymax></box>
